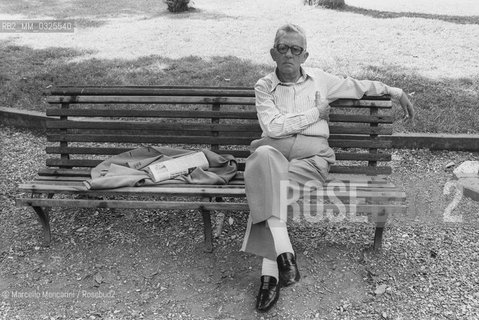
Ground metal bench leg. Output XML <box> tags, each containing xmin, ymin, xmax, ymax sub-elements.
<box><xmin>373</xmin><ymin>226</ymin><xmax>384</xmax><ymax>251</ymax></box>
<box><xmin>213</xmin><ymin>197</ymin><xmax>225</xmax><ymax>238</ymax></box>
<box><xmin>44</xmin><ymin>193</ymin><xmax>54</xmax><ymax>215</ymax></box>
<box><xmin>32</xmin><ymin>206</ymin><xmax>51</xmax><ymax>246</ymax></box>
<box><xmin>200</xmin><ymin>206</ymin><xmax>213</xmax><ymax>253</ymax></box>
<box><xmin>373</xmin><ymin>208</ymin><xmax>388</xmax><ymax>251</ymax></box>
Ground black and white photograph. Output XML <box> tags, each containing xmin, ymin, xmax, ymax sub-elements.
<box><xmin>1</xmin><ymin>0</ymin><xmax>478</xmax><ymax>319</ymax></box>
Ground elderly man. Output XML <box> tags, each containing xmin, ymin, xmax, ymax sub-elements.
<box><xmin>240</xmin><ymin>24</ymin><xmax>414</xmax><ymax>312</ymax></box>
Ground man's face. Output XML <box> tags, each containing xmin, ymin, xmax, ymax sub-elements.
<box><xmin>270</xmin><ymin>32</ymin><xmax>309</xmax><ymax>76</ymax></box>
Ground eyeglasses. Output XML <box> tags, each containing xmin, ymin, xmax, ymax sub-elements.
<box><xmin>275</xmin><ymin>44</ymin><xmax>304</xmax><ymax>56</ymax></box>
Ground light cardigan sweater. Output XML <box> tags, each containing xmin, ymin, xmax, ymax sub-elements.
<box><xmin>254</xmin><ymin>67</ymin><xmax>403</xmax><ymax>139</ymax></box>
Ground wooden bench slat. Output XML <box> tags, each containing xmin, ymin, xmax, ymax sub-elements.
<box><xmin>38</xmin><ymin>168</ymin><xmax>92</xmax><ymax>176</ymax></box>
<box><xmin>46</xmin><ymin>134</ymin><xmax>391</xmax><ymax>148</ymax></box>
<box><xmin>44</xmin><ymin>153</ymin><xmax>390</xmax><ymax>168</ymax></box>
<box><xmin>330</xmin><ymin>99</ymin><xmax>392</xmax><ymax>108</ymax></box>
<box><xmin>330</xmin><ymin>126</ymin><xmax>392</xmax><ymax>135</ymax></box>
<box><xmin>35</xmin><ymin>176</ymin><xmax>91</xmax><ymax>181</ymax></box>
<box><xmin>49</xmin><ymin>86</ymin><xmax>390</xmax><ymax>102</ymax></box>
<box><xmin>39</xmin><ymin>159</ymin><xmax>392</xmax><ymax>176</ymax></box>
<box><xmin>46</xmin><ymin>147</ymin><xmax>141</xmax><ymax>155</ymax></box>
<box><xmin>46</xmin><ymin>159</ymin><xmax>101</xmax><ymax>167</ymax></box>
<box><xmin>27</xmin><ymin>179</ymin><xmax>400</xmax><ymax>190</ymax></box>
<box><xmin>46</xmin><ymin>134</ymin><xmax>254</xmax><ymax>145</ymax></box>
<box><xmin>47</xmin><ymin>120</ymin><xmax>262</xmax><ymax>132</ymax></box>
<box><xmin>33</xmin><ymin>169</ymin><xmax>393</xmax><ymax>184</ymax></box>
<box><xmin>46</xmin><ymin>109</ymin><xmax>259</xmax><ymax>119</ymax></box>
<box><xmin>23</xmin><ymin>180</ymin><xmax>245</xmax><ymax>188</ymax></box>
<box><xmin>44</xmin><ymin>148</ymin><xmax>390</xmax><ymax>162</ymax></box>
<box><xmin>18</xmin><ymin>183</ymin><xmax>247</xmax><ymax>196</ymax></box>
<box><xmin>46</xmin><ymin>109</ymin><xmax>393</xmax><ymax>124</ymax></box>
<box><xmin>46</xmin><ymin>95</ymin><xmax>392</xmax><ymax>108</ymax></box>
<box><xmin>18</xmin><ymin>183</ymin><xmax>405</xmax><ymax>199</ymax></box>
<box><xmin>19</xmin><ymin>183</ymin><xmax>243</xmax><ymax>195</ymax></box>
<box><xmin>45</xmin><ymin>147</ymin><xmax>253</xmax><ymax>159</ymax></box>
<box><xmin>47</xmin><ymin>95</ymin><xmax>257</xmax><ymax>105</ymax></box>
<box><xmin>50</xmin><ymin>86</ymin><xmax>256</xmax><ymax>97</ymax></box>
<box><xmin>330</xmin><ymin>166</ymin><xmax>392</xmax><ymax>175</ymax></box>
<box><xmin>17</xmin><ymin>197</ymin><xmax>249</xmax><ymax>210</ymax></box>
<box><xmin>329</xmin><ymin>139</ymin><xmax>392</xmax><ymax>148</ymax></box>
<box><xmin>16</xmin><ymin>198</ymin><xmax>406</xmax><ymax>215</ymax></box>
<box><xmin>28</xmin><ymin>178</ymin><xmax>398</xmax><ymax>190</ymax></box>
<box><xmin>43</xmin><ymin>161</ymin><xmax>391</xmax><ymax>174</ymax></box>
<box><xmin>46</xmin><ymin>158</ymin><xmax>393</xmax><ymax>169</ymax></box>
<box><xmin>20</xmin><ymin>180</ymin><xmax>405</xmax><ymax>192</ymax></box>
<box><xmin>46</xmin><ymin>120</ymin><xmax>392</xmax><ymax>136</ymax></box>
<box><xmin>335</xmin><ymin>152</ymin><xmax>391</xmax><ymax>161</ymax></box>
<box><xmin>330</xmin><ymin>114</ymin><xmax>393</xmax><ymax>123</ymax></box>
<box><xmin>46</xmin><ymin>130</ymin><xmax>391</xmax><ymax>142</ymax></box>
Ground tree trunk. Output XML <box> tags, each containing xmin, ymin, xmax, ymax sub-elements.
<box><xmin>307</xmin><ymin>0</ymin><xmax>345</xmax><ymax>9</ymax></box>
<box><xmin>165</xmin><ymin>0</ymin><xmax>190</xmax><ymax>13</ymax></box>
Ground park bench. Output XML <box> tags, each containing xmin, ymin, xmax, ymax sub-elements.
<box><xmin>16</xmin><ymin>86</ymin><xmax>407</xmax><ymax>252</ymax></box>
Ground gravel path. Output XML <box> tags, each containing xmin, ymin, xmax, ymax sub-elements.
<box><xmin>1</xmin><ymin>123</ymin><xmax>478</xmax><ymax>319</ymax></box>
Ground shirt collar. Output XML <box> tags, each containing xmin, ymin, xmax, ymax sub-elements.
<box><xmin>269</xmin><ymin>67</ymin><xmax>314</xmax><ymax>92</ymax></box>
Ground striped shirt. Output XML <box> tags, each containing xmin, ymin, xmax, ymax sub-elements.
<box><xmin>254</xmin><ymin>67</ymin><xmax>403</xmax><ymax>138</ymax></box>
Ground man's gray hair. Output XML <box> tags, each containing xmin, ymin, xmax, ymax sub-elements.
<box><xmin>273</xmin><ymin>24</ymin><xmax>307</xmax><ymax>49</ymax></box>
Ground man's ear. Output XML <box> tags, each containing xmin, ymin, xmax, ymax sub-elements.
<box><xmin>270</xmin><ymin>48</ymin><xmax>279</xmax><ymax>62</ymax></box>
<box><xmin>300</xmin><ymin>51</ymin><xmax>309</xmax><ymax>64</ymax></box>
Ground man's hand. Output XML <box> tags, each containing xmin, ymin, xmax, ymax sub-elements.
<box><xmin>315</xmin><ymin>91</ymin><xmax>330</xmax><ymax>121</ymax></box>
<box><xmin>399</xmin><ymin>92</ymin><xmax>415</xmax><ymax>122</ymax></box>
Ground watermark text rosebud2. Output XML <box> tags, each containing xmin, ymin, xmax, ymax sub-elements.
<box><xmin>0</xmin><ymin>20</ymin><xmax>75</xmax><ymax>33</ymax></box>
<box><xmin>279</xmin><ymin>179</ymin><xmax>368</xmax><ymax>223</ymax></box>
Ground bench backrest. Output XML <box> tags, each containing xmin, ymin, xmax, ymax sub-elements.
<box><xmin>45</xmin><ymin>86</ymin><xmax>394</xmax><ymax>175</ymax></box>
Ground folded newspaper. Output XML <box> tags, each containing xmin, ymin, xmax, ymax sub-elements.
<box><xmin>144</xmin><ymin>151</ymin><xmax>209</xmax><ymax>182</ymax></box>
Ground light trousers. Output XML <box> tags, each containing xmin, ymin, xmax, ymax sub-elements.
<box><xmin>240</xmin><ymin>135</ymin><xmax>335</xmax><ymax>260</ymax></box>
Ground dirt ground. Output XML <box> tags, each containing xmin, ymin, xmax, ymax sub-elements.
<box><xmin>0</xmin><ymin>204</ymin><xmax>377</xmax><ymax>320</ymax></box>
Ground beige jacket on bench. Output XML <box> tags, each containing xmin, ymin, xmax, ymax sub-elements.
<box><xmin>84</xmin><ymin>146</ymin><xmax>238</xmax><ymax>190</ymax></box>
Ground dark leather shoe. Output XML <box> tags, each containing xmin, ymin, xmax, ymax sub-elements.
<box><xmin>256</xmin><ymin>276</ymin><xmax>280</xmax><ymax>312</ymax></box>
<box><xmin>277</xmin><ymin>252</ymin><xmax>300</xmax><ymax>286</ymax></box>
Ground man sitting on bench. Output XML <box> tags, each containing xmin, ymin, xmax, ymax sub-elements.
<box><xmin>240</xmin><ymin>23</ymin><xmax>415</xmax><ymax>312</ymax></box>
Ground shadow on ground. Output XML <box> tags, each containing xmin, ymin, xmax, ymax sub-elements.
<box><xmin>0</xmin><ymin>41</ymin><xmax>269</xmax><ymax>109</ymax></box>
<box><xmin>337</xmin><ymin>5</ymin><xmax>479</xmax><ymax>25</ymax></box>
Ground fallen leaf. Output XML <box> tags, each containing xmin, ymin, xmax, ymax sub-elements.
<box><xmin>94</xmin><ymin>273</ymin><xmax>103</xmax><ymax>284</ymax></box>
<box><xmin>445</xmin><ymin>161</ymin><xmax>455</xmax><ymax>169</ymax></box>
<box><xmin>375</xmin><ymin>284</ymin><xmax>387</xmax><ymax>295</ymax></box>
